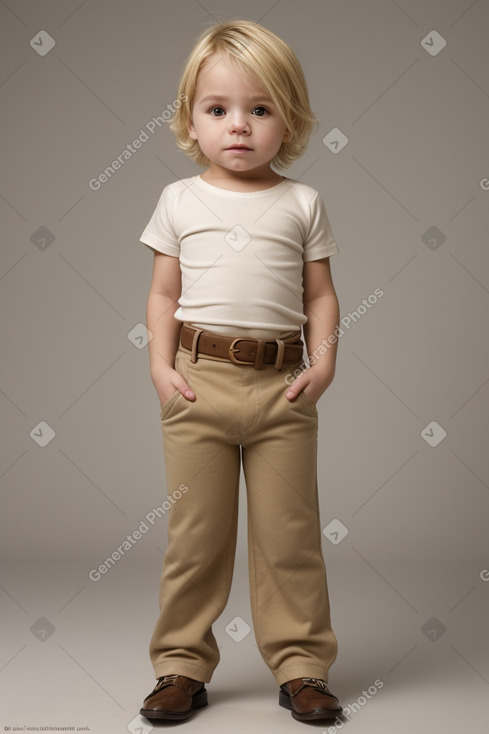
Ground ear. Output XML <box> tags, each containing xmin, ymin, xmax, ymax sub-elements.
<box><xmin>188</xmin><ymin>118</ymin><xmax>198</xmax><ymax>140</ymax></box>
<box><xmin>282</xmin><ymin>129</ymin><xmax>291</xmax><ymax>143</ymax></box>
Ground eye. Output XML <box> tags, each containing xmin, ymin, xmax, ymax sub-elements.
<box><xmin>209</xmin><ymin>106</ymin><xmax>225</xmax><ymax>116</ymax></box>
<box><xmin>252</xmin><ymin>106</ymin><xmax>268</xmax><ymax>116</ymax></box>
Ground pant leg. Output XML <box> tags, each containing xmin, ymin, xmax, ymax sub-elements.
<box><xmin>149</xmin><ymin>349</ymin><xmax>241</xmax><ymax>683</ymax></box>
<box><xmin>241</xmin><ymin>364</ymin><xmax>338</xmax><ymax>686</ymax></box>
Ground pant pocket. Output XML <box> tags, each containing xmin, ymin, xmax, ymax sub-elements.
<box><xmin>284</xmin><ymin>366</ymin><xmax>318</xmax><ymax>417</ymax></box>
<box><xmin>297</xmin><ymin>389</ymin><xmax>318</xmax><ymax>416</ymax></box>
<box><xmin>159</xmin><ymin>351</ymin><xmax>190</xmax><ymax>420</ymax></box>
<box><xmin>159</xmin><ymin>390</ymin><xmax>182</xmax><ymax>420</ymax></box>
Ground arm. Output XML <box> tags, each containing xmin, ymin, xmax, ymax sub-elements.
<box><xmin>146</xmin><ymin>251</ymin><xmax>195</xmax><ymax>405</ymax></box>
<box><xmin>285</xmin><ymin>257</ymin><xmax>340</xmax><ymax>403</ymax></box>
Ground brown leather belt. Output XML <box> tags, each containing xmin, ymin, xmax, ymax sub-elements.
<box><xmin>180</xmin><ymin>324</ymin><xmax>304</xmax><ymax>370</ymax></box>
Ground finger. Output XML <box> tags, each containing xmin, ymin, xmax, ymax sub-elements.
<box><xmin>173</xmin><ymin>376</ymin><xmax>196</xmax><ymax>401</ymax></box>
<box><xmin>285</xmin><ymin>372</ymin><xmax>307</xmax><ymax>400</ymax></box>
<box><xmin>285</xmin><ymin>386</ymin><xmax>303</xmax><ymax>400</ymax></box>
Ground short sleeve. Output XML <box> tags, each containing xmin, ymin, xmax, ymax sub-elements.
<box><xmin>303</xmin><ymin>192</ymin><xmax>339</xmax><ymax>261</ymax></box>
<box><xmin>139</xmin><ymin>186</ymin><xmax>180</xmax><ymax>257</ymax></box>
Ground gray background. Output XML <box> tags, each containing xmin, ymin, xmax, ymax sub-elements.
<box><xmin>1</xmin><ymin>1</ymin><xmax>488</xmax><ymax>731</ymax></box>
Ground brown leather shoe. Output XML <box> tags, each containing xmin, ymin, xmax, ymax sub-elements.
<box><xmin>279</xmin><ymin>677</ymin><xmax>342</xmax><ymax>722</ymax></box>
<box><xmin>140</xmin><ymin>674</ymin><xmax>208</xmax><ymax>721</ymax></box>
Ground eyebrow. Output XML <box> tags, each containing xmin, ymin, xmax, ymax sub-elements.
<box><xmin>198</xmin><ymin>94</ymin><xmax>273</xmax><ymax>104</ymax></box>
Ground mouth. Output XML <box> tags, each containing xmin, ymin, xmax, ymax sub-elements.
<box><xmin>226</xmin><ymin>145</ymin><xmax>253</xmax><ymax>151</ymax></box>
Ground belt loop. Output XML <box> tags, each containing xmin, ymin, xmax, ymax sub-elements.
<box><xmin>274</xmin><ymin>339</ymin><xmax>285</xmax><ymax>370</ymax></box>
<box><xmin>254</xmin><ymin>339</ymin><xmax>266</xmax><ymax>370</ymax></box>
<box><xmin>190</xmin><ymin>328</ymin><xmax>204</xmax><ymax>363</ymax></box>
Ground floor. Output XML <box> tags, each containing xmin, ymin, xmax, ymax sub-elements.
<box><xmin>1</xmin><ymin>558</ymin><xmax>488</xmax><ymax>733</ymax></box>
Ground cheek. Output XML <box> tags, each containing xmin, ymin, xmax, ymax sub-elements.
<box><xmin>263</xmin><ymin>124</ymin><xmax>287</xmax><ymax>150</ymax></box>
<box><xmin>197</xmin><ymin>128</ymin><xmax>221</xmax><ymax>154</ymax></box>
<box><xmin>193</xmin><ymin>119</ymin><xmax>219</xmax><ymax>143</ymax></box>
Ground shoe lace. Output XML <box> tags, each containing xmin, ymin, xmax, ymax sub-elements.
<box><xmin>301</xmin><ymin>677</ymin><xmax>329</xmax><ymax>691</ymax></box>
<box><xmin>154</xmin><ymin>674</ymin><xmax>179</xmax><ymax>691</ymax></box>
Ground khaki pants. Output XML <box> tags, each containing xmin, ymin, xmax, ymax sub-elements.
<box><xmin>149</xmin><ymin>336</ymin><xmax>338</xmax><ymax>687</ymax></box>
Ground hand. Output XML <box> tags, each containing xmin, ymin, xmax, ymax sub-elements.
<box><xmin>151</xmin><ymin>364</ymin><xmax>195</xmax><ymax>408</ymax></box>
<box><xmin>285</xmin><ymin>365</ymin><xmax>334</xmax><ymax>404</ymax></box>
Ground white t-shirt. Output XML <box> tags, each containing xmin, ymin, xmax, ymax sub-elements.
<box><xmin>140</xmin><ymin>175</ymin><xmax>339</xmax><ymax>339</ymax></box>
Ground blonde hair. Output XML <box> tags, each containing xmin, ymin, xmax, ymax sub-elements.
<box><xmin>169</xmin><ymin>19</ymin><xmax>317</xmax><ymax>168</ymax></box>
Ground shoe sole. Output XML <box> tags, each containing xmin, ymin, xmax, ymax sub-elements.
<box><xmin>140</xmin><ymin>688</ymin><xmax>208</xmax><ymax>721</ymax></box>
<box><xmin>279</xmin><ymin>690</ymin><xmax>342</xmax><ymax>722</ymax></box>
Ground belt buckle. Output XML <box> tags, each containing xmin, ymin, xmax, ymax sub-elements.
<box><xmin>229</xmin><ymin>337</ymin><xmax>266</xmax><ymax>369</ymax></box>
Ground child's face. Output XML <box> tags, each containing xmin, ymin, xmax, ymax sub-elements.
<box><xmin>188</xmin><ymin>52</ymin><xmax>289</xmax><ymax>176</ymax></box>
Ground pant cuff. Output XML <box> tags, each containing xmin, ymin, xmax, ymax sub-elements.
<box><xmin>153</xmin><ymin>660</ymin><xmax>215</xmax><ymax>684</ymax></box>
<box><xmin>274</xmin><ymin>662</ymin><xmax>330</xmax><ymax>687</ymax></box>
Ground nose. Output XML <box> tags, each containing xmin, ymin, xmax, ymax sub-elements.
<box><xmin>227</xmin><ymin>109</ymin><xmax>250</xmax><ymax>135</ymax></box>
